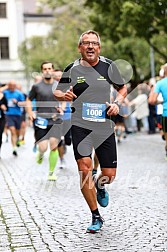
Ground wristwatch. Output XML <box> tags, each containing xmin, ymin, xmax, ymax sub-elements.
<box><xmin>113</xmin><ymin>100</ymin><xmax>121</xmax><ymax>108</ymax></box>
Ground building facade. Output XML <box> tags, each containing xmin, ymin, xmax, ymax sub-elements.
<box><xmin>0</xmin><ymin>0</ymin><xmax>53</xmax><ymax>90</ymax></box>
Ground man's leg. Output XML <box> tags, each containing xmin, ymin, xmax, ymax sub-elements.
<box><xmin>9</xmin><ymin>126</ymin><xmax>18</xmax><ymax>156</ymax></box>
<box><xmin>48</xmin><ymin>137</ymin><xmax>59</xmax><ymax>180</ymax></box>
<box><xmin>77</xmin><ymin>157</ymin><xmax>104</xmax><ymax>233</ymax></box>
<box><xmin>0</xmin><ymin>118</ymin><xmax>6</xmax><ymax>157</ymax></box>
<box><xmin>58</xmin><ymin>140</ymin><xmax>66</xmax><ymax>169</ymax></box>
<box><xmin>164</xmin><ymin>132</ymin><xmax>167</xmax><ymax>160</ymax></box>
<box><xmin>92</xmin><ymin>152</ymin><xmax>99</xmax><ymax>177</ymax></box>
<box><xmin>94</xmin><ymin>132</ymin><xmax>117</xmax><ymax>207</ymax></box>
<box><xmin>36</xmin><ymin>140</ymin><xmax>48</xmax><ymax>164</ymax></box>
<box><xmin>77</xmin><ymin>157</ymin><xmax>97</xmax><ymax>210</ymax></box>
<box><xmin>97</xmin><ymin>168</ymin><xmax>116</xmax><ymax>185</ymax></box>
<box><xmin>162</xmin><ymin>117</ymin><xmax>167</xmax><ymax>159</ymax></box>
<box><xmin>94</xmin><ymin>168</ymin><xmax>116</xmax><ymax>208</ymax></box>
<box><xmin>72</xmin><ymin>125</ymin><xmax>104</xmax><ymax>232</ymax></box>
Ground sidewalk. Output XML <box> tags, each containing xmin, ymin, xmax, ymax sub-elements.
<box><xmin>0</xmin><ymin>127</ymin><xmax>167</xmax><ymax>252</ymax></box>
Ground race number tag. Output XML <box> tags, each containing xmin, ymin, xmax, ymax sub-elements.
<box><xmin>8</xmin><ymin>99</ymin><xmax>14</xmax><ymax>107</ymax></box>
<box><xmin>35</xmin><ymin>117</ymin><xmax>48</xmax><ymax>129</ymax></box>
<box><xmin>82</xmin><ymin>103</ymin><xmax>106</xmax><ymax>122</ymax></box>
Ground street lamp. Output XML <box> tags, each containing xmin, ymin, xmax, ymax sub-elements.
<box><xmin>150</xmin><ymin>45</ymin><xmax>155</xmax><ymax>78</ymax></box>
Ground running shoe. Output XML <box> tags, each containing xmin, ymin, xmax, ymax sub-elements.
<box><xmin>33</xmin><ymin>144</ymin><xmax>37</xmax><ymax>153</ymax></box>
<box><xmin>162</xmin><ymin>134</ymin><xmax>165</xmax><ymax>141</ymax></box>
<box><xmin>92</xmin><ymin>169</ymin><xmax>97</xmax><ymax>177</ymax></box>
<box><xmin>36</xmin><ymin>152</ymin><xmax>43</xmax><ymax>164</ymax></box>
<box><xmin>16</xmin><ymin>140</ymin><xmax>20</xmax><ymax>147</ymax></box>
<box><xmin>96</xmin><ymin>182</ymin><xmax>109</xmax><ymax>207</ymax></box>
<box><xmin>48</xmin><ymin>173</ymin><xmax>57</xmax><ymax>181</ymax></box>
<box><xmin>12</xmin><ymin>150</ymin><xmax>18</xmax><ymax>156</ymax></box>
<box><xmin>59</xmin><ymin>158</ymin><xmax>66</xmax><ymax>169</ymax></box>
<box><xmin>19</xmin><ymin>140</ymin><xmax>25</xmax><ymax>145</ymax></box>
<box><xmin>87</xmin><ymin>215</ymin><xmax>104</xmax><ymax>233</ymax></box>
<box><xmin>92</xmin><ymin>169</ymin><xmax>97</xmax><ymax>182</ymax></box>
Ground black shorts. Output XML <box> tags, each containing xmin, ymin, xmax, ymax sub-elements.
<box><xmin>71</xmin><ymin>125</ymin><xmax>117</xmax><ymax>168</ymax></box>
<box><xmin>21</xmin><ymin>113</ymin><xmax>26</xmax><ymax>122</ymax></box>
<box><xmin>162</xmin><ymin>116</ymin><xmax>167</xmax><ymax>133</ymax></box>
<box><xmin>34</xmin><ymin>124</ymin><xmax>62</xmax><ymax>143</ymax></box>
<box><xmin>115</xmin><ymin>114</ymin><xmax>124</xmax><ymax>124</ymax></box>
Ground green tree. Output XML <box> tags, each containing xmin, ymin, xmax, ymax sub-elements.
<box><xmin>18</xmin><ymin>0</ymin><xmax>92</xmax><ymax>81</ymax></box>
<box><xmin>84</xmin><ymin>0</ymin><xmax>167</xmax><ymax>83</ymax></box>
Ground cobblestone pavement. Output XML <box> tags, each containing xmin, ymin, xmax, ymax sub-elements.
<box><xmin>0</xmin><ymin>127</ymin><xmax>167</xmax><ymax>252</ymax></box>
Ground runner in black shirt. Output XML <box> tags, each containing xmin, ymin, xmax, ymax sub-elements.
<box><xmin>27</xmin><ymin>61</ymin><xmax>62</xmax><ymax>181</ymax></box>
<box><xmin>54</xmin><ymin>30</ymin><xmax>127</xmax><ymax>233</ymax></box>
<box><xmin>0</xmin><ymin>91</ymin><xmax>8</xmax><ymax>158</ymax></box>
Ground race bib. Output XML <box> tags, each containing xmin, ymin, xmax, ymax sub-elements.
<box><xmin>35</xmin><ymin>117</ymin><xmax>48</xmax><ymax>129</ymax></box>
<box><xmin>82</xmin><ymin>103</ymin><xmax>106</xmax><ymax>122</ymax></box>
<box><xmin>8</xmin><ymin>99</ymin><xmax>14</xmax><ymax>107</ymax></box>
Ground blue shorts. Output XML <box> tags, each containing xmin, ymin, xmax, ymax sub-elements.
<box><xmin>6</xmin><ymin>115</ymin><xmax>21</xmax><ymax>130</ymax></box>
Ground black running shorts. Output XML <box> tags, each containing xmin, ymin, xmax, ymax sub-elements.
<box><xmin>71</xmin><ymin>125</ymin><xmax>117</xmax><ymax>168</ymax></box>
<box><xmin>34</xmin><ymin>124</ymin><xmax>62</xmax><ymax>143</ymax></box>
<box><xmin>162</xmin><ymin>116</ymin><xmax>167</xmax><ymax>133</ymax></box>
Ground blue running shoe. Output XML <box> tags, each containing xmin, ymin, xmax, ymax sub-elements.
<box><xmin>92</xmin><ymin>169</ymin><xmax>97</xmax><ymax>177</ymax></box>
<box><xmin>92</xmin><ymin>169</ymin><xmax>97</xmax><ymax>182</ymax></box>
<box><xmin>33</xmin><ymin>144</ymin><xmax>37</xmax><ymax>153</ymax></box>
<box><xmin>96</xmin><ymin>185</ymin><xmax>109</xmax><ymax>207</ymax></box>
<box><xmin>87</xmin><ymin>215</ymin><xmax>104</xmax><ymax>233</ymax></box>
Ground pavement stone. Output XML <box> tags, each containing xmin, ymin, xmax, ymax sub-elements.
<box><xmin>0</xmin><ymin>127</ymin><xmax>167</xmax><ymax>252</ymax></box>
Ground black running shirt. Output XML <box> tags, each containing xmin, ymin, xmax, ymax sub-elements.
<box><xmin>56</xmin><ymin>56</ymin><xmax>124</xmax><ymax>129</ymax></box>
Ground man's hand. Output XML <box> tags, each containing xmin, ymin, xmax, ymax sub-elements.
<box><xmin>64</xmin><ymin>86</ymin><xmax>77</xmax><ymax>101</ymax></box>
<box><xmin>106</xmin><ymin>102</ymin><xmax>119</xmax><ymax>116</ymax></box>
<box><xmin>0</xmin><ymin>104</ymin><xmax>7</xmax><ymax>111</ymax></box>
<box><xmin>28</xmin><ymin>111</ymin><xmax>36</xmax><ymax>121</ymax></box>
<box><xmin>56</xmin><ymin>107</ymin><xmax>64</xmax><ymax>115</ymax></box>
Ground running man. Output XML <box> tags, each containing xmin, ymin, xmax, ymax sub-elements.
<box><xmin>54</xmin><ymin>30</ymin><xmax>127</xmax><ymax>233</ymax></box>
<box><xmin>27</xmin><ymin>61</ymin><xmax>62</xmax><ymax>181</ymax></box>
<box><xmin>53</xmin><ymin>69</ymin><xmax>72</xmax><ymax>169</ymax></box>
<box><xmin>3</xmin><ymin>80</ymin><xmax>25</xmax><ymax>156</ymax></box>
<box><xmin>149</xmin><ymin>63</ymin><xmax>167</xmax><ymax>160</ymax></box>
<box><xmin>0</xmin><ymin>89</ymin><xmax>8</xmax><ymax>158</ymax></box>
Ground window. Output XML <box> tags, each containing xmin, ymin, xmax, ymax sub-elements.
<box><xmin>0</xmin><ymin>3</ymin><xmax>6</xmax><ymax>18</ymax></box>
<box><xmin>0</xmin><ymin>37</ymin><xmax>9</xmax><ymax>59</ymax></box>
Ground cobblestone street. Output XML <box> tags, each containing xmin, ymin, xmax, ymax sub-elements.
<box><xmin>0</xmin><ymin>127</ymin><xmax>167</xmax><ymax>252</ymax></box>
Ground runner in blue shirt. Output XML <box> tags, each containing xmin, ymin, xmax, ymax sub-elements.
<box><xmin>3</xmin><ymin>80</ymin><xmax>25</xmax><ymax>156</ymax></box>
<box><xmin>149</xmin><ymin>63</ymin><xmax>167</xmax><ymax>159</ymax></box>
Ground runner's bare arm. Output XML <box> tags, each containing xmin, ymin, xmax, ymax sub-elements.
<box><xmin>54</xmin><ymin>86</ymin><xmax>77</xmax><ymax>101</ymax></box>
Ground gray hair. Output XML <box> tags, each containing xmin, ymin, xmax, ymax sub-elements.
<box><xmin>78</xmin><ymin>30</ymin><xmax>101</xmax><ymax>46</ymax></box>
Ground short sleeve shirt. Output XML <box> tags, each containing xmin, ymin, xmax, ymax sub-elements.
<box><xmin>154</xmin><ymin>77</ymin><xmax>167</xmax><ymax>116</ymax></box>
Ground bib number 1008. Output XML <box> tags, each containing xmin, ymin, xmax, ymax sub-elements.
<box><xmin>86</xmin><ymin>108</ymin><xmax>102</xmax><ymax>117</ymax></box>
<box><xmin>82</xmin><ymin>102</ymin><xmax>106</xmax><ymax>122</ymax></box>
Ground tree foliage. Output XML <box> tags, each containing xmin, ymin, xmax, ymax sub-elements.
<box><xmin>85</xmin><ymin>0</ymin><xmax>167</xmax><ymax>82</ymax></box>
<box><xmin>18</xmin><ymin>0</ymin><xmax>167</xmax><ymax>85</ymax></box>
<box><xmin>18</xmin><ymin>0</ymin><xmax>92</xmax><ymax>80</ymax></box>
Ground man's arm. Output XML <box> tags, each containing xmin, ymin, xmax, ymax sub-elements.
<box><xmin>0</xmin><ymin>84</ymin><xmax>8</xmax><ymax>92</ymax></box>
<box><xmin>148</xmin><ymin>86</ymin><xmax>159</xmax><ymax>105</ymax></box>
<box><xmin>26</xmin><ymin>97</ymin><xmax>36</xmax><ymax>121</ymax></box>
<box><xmin>54</xmin><ymin>86</ymin><xmax>77</xmax><ymax>101</ymax></box>
<box><xmin>114</xmin><ymin>84</ymin><xmax>127</xmax><ymax>104</ymax></box>
<box><xmin>54</xmin><ymin>90</ymin><xmax>66</xmax><ymax>101</ymax></box>
<box><xmin>107</xmin><ymin>84</ymin><xmax>127</xmax><ymax>116</ymax></box>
